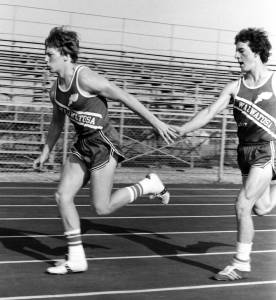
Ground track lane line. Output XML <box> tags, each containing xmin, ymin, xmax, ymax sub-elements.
<box><xmin>1</xmin><ymin>249</ymin><xmax>276</xmax><ymax>264</ymax></box>
<box><xmin>0</xmin><ymin>228</ymin><xmax>276</xmax><ymax>238</ymax></box>
<box><xmin>0</xmin><ymin>195</ymin><xmax>237</xmax><ymax>198</ymax></box>
<box><xmin>0</xmin><ymin>203</ymin><xmax>235</xmax><ymax>207</ymax></box>
<box><xmin>0</xmin><ymin>187</ymin><xmax>241</xmax><ymax>191</ymax></box>
<box><xmin>0</xmin><ymin>214</ymin><xmax>275</xmax><ymax>220</ymax></box>
<box><xmin>0</xmin><ymin>280</ymin><xmax>275</xmax><ymax>299</ymax></box>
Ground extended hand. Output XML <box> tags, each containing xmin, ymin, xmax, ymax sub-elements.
<box><xmin>33</xmin><ymin>155</ymin><xmax>48</xmax><ymax>171</ymax></box>
<box><xmin>156</xmin><ymin>121</ymin><xmax>179</xmax><ymax>144</ymax></box>
<box><xmin>170</xmin><ymin>125</ymin><xmax>186</xmax><ymax>137</ymax></box>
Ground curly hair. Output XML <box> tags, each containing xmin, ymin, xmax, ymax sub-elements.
<box><xmin>45</xmin><ymin>26</ymin><xmax>79</xmax><ymax>63</ymax></box>
<box><xmin>235</xmin><ymin>28</ymin><xmax>271</xmax><ymax>63</ymax></box>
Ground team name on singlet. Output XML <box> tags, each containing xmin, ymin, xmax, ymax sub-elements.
<box><xmin>55</xmin><ymin>99</ymin><xmax>103</xmax><ymax>129</ymax></box>
<box><xmin>237</xmin><ymin>99</ymin><xmax>273</xmax><ymax>129</ymax></box>
<box><xmin>233</xmin><ymin>72</ymin><xmax>276</xmax><ymax>142</ymax></box>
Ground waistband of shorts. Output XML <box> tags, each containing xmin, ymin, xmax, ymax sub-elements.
<box><xmin>239</xmin><ymin>140</ymin><xmax>275</xmax><ymax>147</ymax></box>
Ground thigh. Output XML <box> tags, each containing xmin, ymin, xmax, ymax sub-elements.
<box><xmin>242</xmin><ymin>163</ymin><xmax>272</xmax><ymax>204</ymax></box>
<box><xmin>89</xmin><ymin>156</ymin><xmax>117</xmax><ymax>207</ymax></box>
<box><xmin>58</xmin><ymin>154</ymin><xmax>89</xmax><ymax>197</ymax></box>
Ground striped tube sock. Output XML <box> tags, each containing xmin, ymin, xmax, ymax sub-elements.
<box><xmin>65</xmin><ymin>229</ymin><xmax>86</xmax><ymax>261</ymax></box>
<box><xmin>126</xmin><ymin>183</ymin><xmax>144</xmax><ymax>203</ymax></box>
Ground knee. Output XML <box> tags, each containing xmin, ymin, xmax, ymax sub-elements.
<box><xmin>55</xmin><ymin>191</ymin><xmax>62</xmax><ymax>205</ymax></box>
<box><xmin>55</xmin><ymin>191</ymin><xmax>71</xmax><ymax>206</ymax></box>
<box><xmin>94</xmin><ymin>203</ymin><xmax>111</xmax><ymax>216</ymax></box>
<box><xmin>236</xmin><ymin>194</ymin><xmax>252</xmax><ymax>218</ymax></box>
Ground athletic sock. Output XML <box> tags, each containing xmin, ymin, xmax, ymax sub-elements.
<box><xmin>138</xmin><ymin>176</ymin><xmax>153</xmax><ymax>195</ymax></box>
<box><xmin>126</xmin><ymin>183</ymin><xmax>144</xmax><ymax>203</ymax></box>
<box><xmin>65</xmin><ymin>229</ymin><xmax>86</xmax><ymax>261</ymax></box>
<box><xmin>236</xmin><ymin>242</ymin><xmax>252</xmax><ymax>261</ymax></box>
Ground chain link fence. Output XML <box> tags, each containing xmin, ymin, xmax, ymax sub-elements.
<box><xmin>0</xmin><ymin>101</ymin><xmax>240</xmax><ymax>181</ymax></box>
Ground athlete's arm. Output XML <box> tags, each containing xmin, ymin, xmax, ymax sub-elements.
<box><xmin>175</xmin><ymin>80</ymin><xmax>238</xmax><ymax>136</ymax></box>
<box><xmin>272</xmin><ymin>72</ymin><xmax>276</xmax><ymax>95</ymax></box>
<box><xmin>33</xmin><ymin>84</ymin><xmax>65</xmax><ymax>169</ymax></box>
<box><xmin>78</xmin><ymin>67</ymin><xmax>178</xmax><ymax>144</ymax></box>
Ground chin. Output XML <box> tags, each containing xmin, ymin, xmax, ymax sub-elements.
<box><xmin>240</xmin><ymin>66</ymin><xmax>249</xmax><ymax>73</ymax></box>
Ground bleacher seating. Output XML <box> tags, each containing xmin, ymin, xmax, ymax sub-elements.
<box><xmin>0</xmin><ymin>39</ymin><xmax>275</xmax><ymax>172</ymax></box>
<box><xmin>0</xmin><ymin>39</ymin><xmax>244</xmax><ymax>106</ymax></box>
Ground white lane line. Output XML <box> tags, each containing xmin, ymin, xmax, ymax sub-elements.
<box><xmin>0</xmin><ymin>214</ymin><xmax>275</xmax><ymax>220</ymax></box>
<box><xmin>0</xmin><ymin>203</ymin><xmax>235</xmax><ymax>207</ymax></box>
<box><xmin>0</xmin><ymin>187</ymin><xmax>240</xmax><ymax>191</ymax></box>
<box><xmin>0</xmin><ymin>279</ymin><xmax>275</xmax><ymax>299</ymax></box>
<box><xmin>1</xmin><ymin>249</ymin><xmax>276</xmax><ymax>265</ymax></box>
<box><xmin>1</xmin><ymin>280</ymin><xmax>273</xmax><ymax>300</ymax></box>
<box><xmin>0</xmin><ymin>228</ymin><xmax>275</xmax><ymax>239</ymax></box>
<box><xmin>0</xmin><ymin>195</ymin><xmax>237</xmax><ymax>198</ymax></box>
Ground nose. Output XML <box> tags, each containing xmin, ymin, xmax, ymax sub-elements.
<box><xmin>44</xmin><ymin>55</ymin><xmax>49</xmax><ymax>63</ymax></box>
<box><xmin>235</xmin><ymin>51</ymin><xmax>240</xmax><ymax>60</ymax></box>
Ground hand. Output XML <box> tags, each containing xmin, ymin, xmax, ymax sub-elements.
<box><xmin>155</xmin><ymin>121</ymin><xmax>179</xmax><ymax>144</ymax></box>
<box><xmin>33</xmin><ymin>154</ymin><xmax>48</xmax><ymax>171</ymax></box>
<box><xmin>170</xmin><ymin>125</ymin><xmax>186</xmax><ymax>137</ymax></box>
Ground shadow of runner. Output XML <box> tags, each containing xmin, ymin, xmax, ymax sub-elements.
<box><xmin>81</xmin><ymin>219</ymin><xmax>233</xmax><ymax>274</ymax></box>
<box><xmin>0</xmin><ymin>227</ymin><xmax>108</xmax><ymax>264</ymax></box>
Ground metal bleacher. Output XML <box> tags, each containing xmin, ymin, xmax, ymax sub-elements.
<box><xmin>0</xmin><ymin>38</ymin><xmax>252</xmax><ymax>175</ymax></box>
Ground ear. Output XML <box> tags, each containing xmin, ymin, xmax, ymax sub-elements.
<box><xmin>64</xmin><ymin>54</ymin><xmax>72</xmax><ymax>62</ymax></box>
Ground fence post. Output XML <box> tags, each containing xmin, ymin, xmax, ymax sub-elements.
<box><xmin>190</xmin><ymin>84</ymin><xmax>199</xmax><ymax>168</ymax></box>
<box><xmin>119</xmin><ymin>103</ymin><xmax>125</xmax><ymax>146</ymax></box>
<box><xmin>62</xmin><ymin>116</ymin><xmax>69</xmax><ymax>165</ymax></box>
<box><xmin>218</xmin><ymin>110</ymin><xmax>227</xmax><ymax>181</ymax></box>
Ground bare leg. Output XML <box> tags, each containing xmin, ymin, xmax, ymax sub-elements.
<box><xmin>254</xmin><ymin>179</ymin><xmax>276</xmax><ymax>216</ymax></box>
<box><xmin>90</xmin><ymin>156</ymin><xmax>169</xmax><ymax>215</ymax></box>
<box><xmin>90</xmin><ymin>156</ymin><xmax>130</xmax><ymax>215</ymax></box>
<box><xmin>46</xmin><ymin>154</ymin><xmax>89</xmax><ymax>274</ymax></box>
<box><xmin>56</xmin><ymin>155</ymin><xmax>88</xmax><ymax>232</ymax></box>
<box><xmin>215</xmin><ymin>164</ymin><xmax>272</xmax><ymax>280</ymax></box>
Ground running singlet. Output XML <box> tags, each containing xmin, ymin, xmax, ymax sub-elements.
<box><xmin>233</xmin><ymin>72</ymin><xmax>276</xmax><ymax>144</ymax></box>
<box><xmin>53</xmin><ymin>65</ymin><xmax>110</xmax><ymax>137</ymax></box>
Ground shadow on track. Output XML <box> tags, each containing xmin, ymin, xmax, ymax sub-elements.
<box><xmin>81</xmin><ymin>219</ymin><xmax>233</xmax><ymax>274</ymax></box>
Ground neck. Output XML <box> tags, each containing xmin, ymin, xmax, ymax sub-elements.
<box><xmin>58</xmin><ymin>64</ymin><xmax>76</xmax><ymax>87</ymax></box>
<box><xmin>244</xmin><ymin>64</ymin><xmax>270</xmax><ymax>86</ymax></box>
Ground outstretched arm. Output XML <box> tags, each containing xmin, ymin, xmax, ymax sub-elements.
<box><xmin>176</xmin><ymin>80</ymin><xmax>238</xmax><ymax>136</ymax></box>
<box><xmin>78</xmin><ymin>68</ymin><xmax>178</xmax><ymax>144</ymax></box>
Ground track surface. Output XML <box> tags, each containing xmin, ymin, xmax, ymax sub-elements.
<box><xmin>0</xmin><ymin>182</ymin><xmax>275</xmax><ymax>299</ymax></box>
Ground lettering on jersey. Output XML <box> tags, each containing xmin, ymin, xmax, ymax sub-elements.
<box><xmin>254</xmin><ymin>92</ymin><xmax>273</xmax><ymax>104</ymax></box>
<box><xmin>55</xmin><ymin>99</ymin><xmax>103</xmax><ymax>129</ymax></box>
<box><xmin>249</xmin><ymin>107</ymin><xmax>272</xmax><ymax>128</ymax></box>
<box><xmin>237</xmin><ymin>101</ymin><xmax>273</xmax><ymax>129</ymax></box>
<box><xmin>238</xmin><ymin>102</ymin><xmax>251</xmax><ymax>113</ymax></box>
<box><xmin>68</xmin><ymin>93</ymin><xmax>79</xmax><ymax>106</ymax></box>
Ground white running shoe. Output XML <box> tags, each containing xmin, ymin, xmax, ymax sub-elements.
<box><xmin>214</xmin><ymin>257</ymin><xmax>250</xmax><ymax>281</ymax></box>
<box><xmin>146</xmin><ymin>173</ymin><xmax>170</xmax><ymax>204</ymax></box>
<box><xmin>46</xmin><ymin>259</ymin><xmax>88</xmax><ymax>275</ymax></box>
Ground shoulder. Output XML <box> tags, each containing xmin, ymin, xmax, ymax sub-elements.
<box><xmin>78</xmin><ymin>66</ymin><xmax>105</xmax><ymax>83</ymax></box>
<box><xmin>77</xmin><ymin>66</ymin><xmax>110</xmax><ymax>94</ymax></box>
<box><xmin>271</xmin><ymin>71</ymin><xmax>276</xmax><ymax>94</ymax></box>
<box><xmin>222</xmin><ymin>79</ymin><xmax>240</xmax><ymax>96</ymax></box>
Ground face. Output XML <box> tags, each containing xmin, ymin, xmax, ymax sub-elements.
<box><xmin>235</xmin><ymin>41</ymin><xmax>257</xmax><ymax>72</ymax></box>
<box><xmin>45</xmin><ymin>47</ymin><xmax>66</xmax><ymax>73</ymax></box>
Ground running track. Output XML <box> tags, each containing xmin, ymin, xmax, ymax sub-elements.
<box><xmin>0</xmin><ymin>182</ymin><xmax>275</xmax><ymax>300</ymax></box>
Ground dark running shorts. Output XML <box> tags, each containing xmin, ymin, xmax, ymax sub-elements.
<box><xmin>237</xmin><ymin>141</ymin><xmax>276</xmax><ymax>178</ymax></box>
<box><xmin>70</xmin><ymin>127</ymin><xmax>125</xmax><ymax>171</ymax></box>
